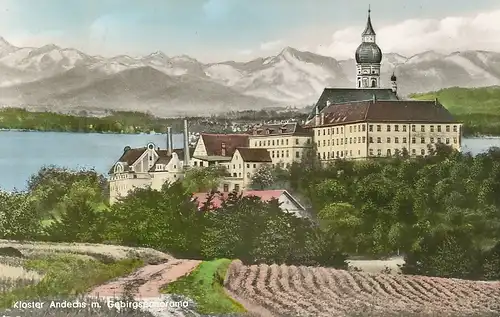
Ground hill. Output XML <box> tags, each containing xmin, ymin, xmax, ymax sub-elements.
<box><xmin>410</xmin><ymin>86</ymin><xmax>500</xmax><ymax>136</ymax></box>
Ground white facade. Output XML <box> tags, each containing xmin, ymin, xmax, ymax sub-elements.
<box><xmin>108</xmin><ymin>142</ymin><xmax>186</xmax><ymax>204</ymax></box>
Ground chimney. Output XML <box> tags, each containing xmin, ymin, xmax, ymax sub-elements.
<box><xmin>183</xmin><ymin>119</ymin><xmax>190</xmax><ymax>167</ymax></box>
<box><xmin>166</xmin><ymin>126</ymin><xmax>172</xmax><ymax>155</ymax></box>
<box><xmin>221</xmin><ymin>142</ymin><xmax>226</xmax><ymax>156</ymax></box>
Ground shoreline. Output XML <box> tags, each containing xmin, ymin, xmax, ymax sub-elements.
<box><xmin>1</xmin><ymin>128</ymin><xmax>500</xmax><ymax>138</ymax></box>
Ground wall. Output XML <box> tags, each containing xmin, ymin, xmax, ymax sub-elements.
<box><xmin>313</xmin><ymin>122</ymin><xmax>462</xmax><ymax>160</ymax></box>
<box><xmin>249</xmin><ymin>135</ymin><xmax>312</xmax><ymax>167</ymax></box>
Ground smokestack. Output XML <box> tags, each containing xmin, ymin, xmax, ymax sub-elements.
<box><xmin>166</xmin><ymin>127</ymin><xmax>172</xmax><ymax>155</ymax></box>
<box><xmin>183</xmin><ymin>119</ymin><xmax>190</xmax><ymax>167</ymax></box>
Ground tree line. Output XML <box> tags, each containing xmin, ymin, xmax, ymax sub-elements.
<box><xmin>1</xmin><ymin>144</ymin><xmax>500</xmax><ymax>280</ymax></box>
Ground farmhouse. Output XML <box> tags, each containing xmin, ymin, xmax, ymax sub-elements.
<box><xmin>192</xmin><ymin>189</ymin><xmax>309</xmax><ymax>218</ymax></box>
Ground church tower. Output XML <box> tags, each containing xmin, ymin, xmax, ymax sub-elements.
<box><xmin>355</xmin><ymin>7</ymin><xmax>382</xmax><ymax>89</ymax></box>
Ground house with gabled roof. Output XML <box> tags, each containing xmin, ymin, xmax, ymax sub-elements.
<box><xmin>221</xmin><ymin>147</ymin><xmax>272</xmax><ymax>192</ymax></box>
<box><xmin>192</xmin><ymin>189</ymin><xmax>309</xmax><ymax>218</ymax></box>
<box><xmin>191</xmin><ymin>133</ymin><xmax>250</xmax><ymax>167</ymax></box>
<box><xmin>108</xmin><ymin>142</ymin><xmax>194</xmax><ymax>204</ymax></box>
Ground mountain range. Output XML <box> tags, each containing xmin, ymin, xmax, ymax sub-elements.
<box><xmin>0</xmin><ymin>36</ymin><xmax>499</xmax><ymax>116</ymax></box>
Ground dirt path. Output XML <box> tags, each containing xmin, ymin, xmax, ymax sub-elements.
<box><xmin>88</xmin><ymin>259</ymin><xmax>201</xmax><ymax>299</ymax></box>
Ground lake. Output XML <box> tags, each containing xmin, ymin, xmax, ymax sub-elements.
<box><xmin>1</xmin><ymin>131</ymin><xmax>500</xmax><ymax>191</ymax></box>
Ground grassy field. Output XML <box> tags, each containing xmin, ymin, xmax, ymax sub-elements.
<box><xmin>0</xmin><ymin>240</ymin><xmax>175</xmax><ymax>309</ymax></box>
<box><xmin>162</xmin><ymin>258</ymin><xmax>246</xmax><ymax>315</ymax></box>
<box><xmin>410</xmin><ymin>86</ymin><xmax>500</xmax><ymax>136</ymax></box>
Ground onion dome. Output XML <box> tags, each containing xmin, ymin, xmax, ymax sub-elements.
<box><xmin>355</xmin><ymin>43</ymin><xmax>382</xmax><ymax>64</ymax></box>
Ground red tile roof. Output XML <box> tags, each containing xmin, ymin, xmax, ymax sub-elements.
<box><xmin>201</xmin><ymin>133</ymin><xmax>249</xmax><ymax>157</ymax></box>
<box><xmin>317</xmin><ymin>100</ymin><xmax>458</xmax><ymax>126</ymax></box>
<box><xmin>192</xmin><ymin>190</ymin><xmax>286</xmax><ymax>209</ymax></box>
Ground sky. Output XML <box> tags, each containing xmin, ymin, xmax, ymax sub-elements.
<box><xmin>0</xmin><ymin>0</ymin><xmax>499</xmax><ymax>62</ymax></box>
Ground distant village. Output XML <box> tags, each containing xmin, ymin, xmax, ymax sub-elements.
<box><xmin>107</xmin><ymin>10</ymin><xmax>463</xmax><ymax>216</ymax></box>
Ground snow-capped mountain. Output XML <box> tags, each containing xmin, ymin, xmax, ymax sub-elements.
<box><xmin>0</xmin><ymin>36</ymin><xmax>499</xmax><ymax>115</ymax></box>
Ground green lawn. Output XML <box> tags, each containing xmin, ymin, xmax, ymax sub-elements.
<box><xmin>410</xmin><ymin>86</ymin><xmax>500</xmax><ymax>136</ymax></box>
<box><xmin>162</xmin><ymin>259</ymin><xmax>246</xmax><ymax>315</ymax></box>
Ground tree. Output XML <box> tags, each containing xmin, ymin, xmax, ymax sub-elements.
<box><xmin>0</xmin><ymin>191</ymin><xmax>42</xmax><ymax>240</ymax></box>
<box><xmin>182</xmin><ymin>165</ymin><xmax>228</xmax><ymax>193</ymax></box>
<box><xmin>250</xmin><ymin>164</ymin><xmax>274</xmax><ymax>189</ymax></box>
<box><xmin>317</xmin><ymin>202</ymin><xmax>363</xmax><ymax>253</ymax></box>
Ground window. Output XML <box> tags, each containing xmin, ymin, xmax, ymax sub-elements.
<box><xmin>387</xmin><ymin>125</ymin><xmax>391</xmax><ymax>132</ymax></box>
<box><xmin>341</xmin><ymin>127</ymin><xmax>344</xmax><ymax>133</ymax></box>
<box><xmin>350</xmin><ymin>126</ymin><xmax>352</xmax><ymax>133</ymax></box>
<box><xmin>412</xmin><ymin>149</ymin><xmax>416</xmax><ymax>155</ymax></box>
<box><xmin>421</xmin><ymin>125</ymin><xmax>425</xmax><ymax>132</ymax></box>
<box><xmin>430</xmin><ymin>137</ymin><xmax>434</xmax><ymax>143</ymax></box>
<box><xmin>430</xmin><ymin>125</ymin><xmax>434</xmax><ymax>132</ymax></box>
<box><xmin>453</xmin><ymin>137</ymin><xmax>457</xmax><ymax>144</ymax></box>
<box><xmin>323</xmin><ymin>129</ymin><xmax>325</xmax><ymax>135</ymax></box>
<box><xmin>276</xmin><ymin>151</ymin><xmax>280</xmax><ymax>158</ymax></box>
<box><xmin>377</xmin><ymin>137</ymin><xmax>381</xmax><ymax>143</ymax></box>
<box><xmin>395</xmin><ymin>125</ymin><xmax>399</xmax><ymax>131</ymax></box>
<box><xmin>354</xmin><ymin>126</ymin><xmax>357</xmax><ymax>132</ymax></box>
<box><xmin>421</xmin><ymin>149</ymin><xmax>425</xmax><ymax>155</ymax></box>
<box><xmin>446</xmin><ymin>138</ymin><xmax>450</xmax><ymax>144</ymax></box>
<box><xmin>446</xmin><ymin>125</ymin><xmax>450</xmax><ymax>132</ymax></box>
<box><xmin>377</xmin><ymin>149</ymin><xmax>382</xmax><ymax>156</ymax></box>
<box><xmin>267</xmin><ymin>140</ymin><xmax>270</xmax><ymax>146</ymax></box>
<box><xmin>254</xmin><ymin>142</ymin><xmax>257</xmax><ymax>147</ymax></box>
<box><xmin>272</xmin><ymin>151</ymin><xmax>275</xmax><ymax>158</ymax></box>
<box><xmin>412</xmin><ymin>137</ymin><xmax>416</xmax><ymax>144</ymax></box>
<box><xmin>387</xmin><ymin>137</ymin><xmax>391</xmax><ymax>143</ymax></box>
<box><xmin>354</xmin><ymin>138</ymin><xmax>357</xmax><ymax>144</ymax></box>
<box><xmin>369</xmin><ymin>137</ymin><xmax>373</xmax><ymax>143</ymax></box>
<box><xmin>336</xmin><ymin>151</ymin><xmax>339</xmax><ymax>158</ymax></box>
<box><xmin>453</xmin><ymin>125</ymin><xmax>457</xmax><ymax>132</ymax></box>
<box><xmin>149</xmin><ymin>156</ymin><xmax>152</xmax><ymax>160</ymax></box>
<box><xmin>437</xmin><ymin>138</ymin><xmax>441</xmax><ymax>143</ymax></box>
<box><xmin>402</xmin><ymin>137</ymin><xmax>407</xmax><ymax>143</ymax></box>
<box><xmin>246</xmin><ymin>164</ymin><xmax>250</xmax><ymax>168</ymax></box>
<box><xmin>336</xmin><ymin>128</ymin><xmax>339</xmax><ymax>134</ymax></box>
<box><xmin>328</xmin><ymin>129</ymin><xmax>331</xmax><ymax>135</ymax></box>
<box><xmin>387</xmin><ymin>149</ymin><xmax>391</xmax><ymax>156</ymax></box>
<box><xmin>286</xmin><ymin>150</ymin><xmax>289</xmax><ymax>157</ymax></box>
<box><xmin>223</xmin><ymin>184</ymin><xmax>229</xmax><ymax>192</ymax></box>
<box><xmin>349</xmin><ymin>150</ymin><xmax>352</xmax><ymax>156</ymax></box>
<box><xmin>369</xmin><ymin>149</ymin><xmax>374</xmax><ymax>156</ymax></box>
<box><xmin>403</xmin><ymin>125</ymin><xmax>407</xmax><ymax>132</ymax></box>
<box><xmin>412</xmin><ymin>125</ymin><xmax>416</xmax><ymax>132</ymax></box>
<box><xmin>362</xmin><ymin>136</ymin><xmax>366</xmax><ymax>143</ymax></box>
<box><xmin>281</xmin><ymin>139</ymin><xmax>284</xmax><ymax>145</ymax></box>
<box><xmin>395</xmin><ymin>137</ymin><xmax>399</xmax><ymax>143</ymax></box>
<box><xmin>322</xmin><ymin>152</ymin><xmax>326</xmax><ymax>160</ymax></box>
<box><xmin>323</xmin><ymin>140</ymin><xmax>326</xmax><ymax>146</ymax></box>
<box><xmin>362</xmin><ymin>125</ymin><xmax>366</xmax><ymax>132</ymax></box>
<box><xmin>369</xmin><ymin>125</ymin><xmax>373</xmax><ymax>132</ymax></box>
<box><xmin>377</xmin><ymin>125</ymin><xmax>381</xmax><ymax>132</ymax></box>
<box><xmin>349</xmin><ymin>137</ymin><xmax>352</xmax><ymax>144</ymax></box>
<box><xmin>246</xmin><ymin>172</ymin><xmax>250</xmax><ymax>178</ymax></box>
<box><xmin>235</xmin><ymin>184</ymin><xmax>240</xmax><ymax>192</ymax></box>
<box><xmin>421</xmin><ymin>137</ymin><xmax>425</xmax><ymax>143</ymax></box>
<box><xmin>281</xmin><ymin>150</ymin><xmax>284</xmax><ymax>157</ymax></box>
<box><xmin>437</xmin><ymin>125</ymin><xmax>441</xmax><ymax>132</ymax></box>
<box><xmin>253</xmin><ymin>164</ymin><xmax>256</xmax><ymax>168</ymax></box>
<box><xmin>295</xmin><ymin>151</ymin><xmax>300</xmax><ymax>158</ymax></box>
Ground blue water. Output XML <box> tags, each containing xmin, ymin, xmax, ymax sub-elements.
<box><xmin>0</xmin><ymin>131</ymin><xmax>499</xmax><ymax>191</ymax></box>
